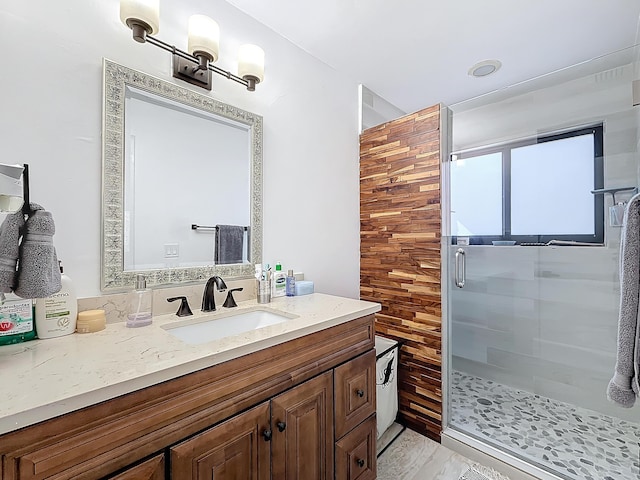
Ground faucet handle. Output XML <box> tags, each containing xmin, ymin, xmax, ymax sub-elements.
<box><xmin>223</xmin><ymin>288</ymin><xmax>244</xmax><ymax>308</ymax></box>
<box><xmin>167</xmin><ymin>296</ymin><xmax>193</xmax><ymax>317</ymax></box>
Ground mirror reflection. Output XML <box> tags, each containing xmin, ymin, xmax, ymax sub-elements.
<box><xmin>101</xmin><ymin>59</ymin><xmax>263</xmax><ymax>291</ymax></box>
<box><xmin>123</xmin><ymin>87</ymin><xmax>251</xmax><ymax>270</ymax></box>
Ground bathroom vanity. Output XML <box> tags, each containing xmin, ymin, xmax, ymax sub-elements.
<box><xmin>0</xmin><ymin>293</ymin><xmax>379</xmax><ymax>479</ymax></box>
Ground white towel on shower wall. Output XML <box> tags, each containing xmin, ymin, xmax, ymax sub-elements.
<box><xmin>608</xmin><ymin>192</ymin><xmax>640</xmax><ymax>407</ymax></box>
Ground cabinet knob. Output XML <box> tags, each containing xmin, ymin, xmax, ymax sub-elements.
<box><xmin>356</xmin><ymin>389</ymin><xmax>365</xmax><ymax>398</ymax></box>
<box><xmin>357</xmin><ymin>458</ymin><xmax>365</xmax><ymax>468</ymax></box>
<box><xmin>262</xmin><ymin>429</ymin><xmax>272</xmax><ymax>441</ymax></box>
<box><xmin>277</xmin><ymin>421</ymin><xmax>287</xmax><ymax>432</ymax></box>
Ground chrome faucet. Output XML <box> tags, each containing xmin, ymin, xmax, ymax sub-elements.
<box><xmin>202</xmin><ymin>275</ymin><xmax>227</xmax><ymax>312</ymax></box>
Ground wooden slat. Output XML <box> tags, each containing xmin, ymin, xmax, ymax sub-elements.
<box><xmin>360</xmin><ymin>104</ymin><xmax>442</xmax><ymax>441</ymax></box>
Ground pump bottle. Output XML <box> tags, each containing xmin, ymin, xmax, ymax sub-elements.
<box><xmin>35</xmin><ymin>261</ymin><xmax>77</xmax><ymax>338</ymax></box>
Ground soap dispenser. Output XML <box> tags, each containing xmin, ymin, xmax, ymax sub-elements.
<box><xmin>126</xmin><ymin>274</ymin><xmax>153</xmax><ymax>328</ymax></box>
<box><xmin>35</xmin><ymin>261</ymin><xmax>77</xmax><ymax>339</ymax></box>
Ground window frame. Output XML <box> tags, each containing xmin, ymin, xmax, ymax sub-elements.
<box><xmin>452</xmin><ymin>125</ymin><xmax>604</xmax><ymax>245</ymax></box>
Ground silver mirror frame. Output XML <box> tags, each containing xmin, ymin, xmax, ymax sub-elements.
<box><xmin>101</xmin><ymin>59</ymin><xmax>262</xmax><ymax>291</ymax></box>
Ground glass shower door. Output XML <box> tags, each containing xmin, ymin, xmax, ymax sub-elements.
<box><xmin>443</xmin><ymin>44</ymin><xmax>640</xmax><ymax>479</ymax></box>
<box><xmin>446</xmin><ymin>151</ymin><xmax>541</xmax><ymax>457</ymax></box>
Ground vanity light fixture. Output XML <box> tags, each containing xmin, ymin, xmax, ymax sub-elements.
<box><xmin>119</xmin><ymin>0</ymin><xmax>265</xmax><ymax>91</ymax></box>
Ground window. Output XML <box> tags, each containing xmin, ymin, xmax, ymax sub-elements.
<box><xmin>451</xmin><ymin>126</ymin><xmax>604</xmax><ymax>244</ymax></box>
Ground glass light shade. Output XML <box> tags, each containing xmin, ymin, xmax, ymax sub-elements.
<box><xmin>238</xmin><ymin>44</ymin><xmax>265</xmax><ymax>83</ymax></box>
<box><xmin>120</xmin><ymin>0</ymin><xmax>159</xmax><ymax>34</ymax></box>
<box><xmin>188</xmin><ymin>15</ymin><xmax>220</xmax><ymax>62</ymax></box>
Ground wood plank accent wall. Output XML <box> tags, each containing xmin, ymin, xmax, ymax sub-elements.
<box><xmin>360</xmin><ymin>104</ymin><xmax>442</xmax><ymax>441</ymax></box>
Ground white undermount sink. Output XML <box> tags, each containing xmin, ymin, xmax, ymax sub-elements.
<box><xmin>162</xmin><ymin>307</ymin><xmax>298</xmax><ymax>345</ymax></box>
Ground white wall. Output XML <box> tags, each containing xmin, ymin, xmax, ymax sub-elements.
<box><xmin>0</xmin><ymin>1</ymin><xmax>361</xmax><ymax>299</ymax></box>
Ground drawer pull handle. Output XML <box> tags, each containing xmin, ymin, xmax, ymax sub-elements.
<box><xmin>277</xmin><ymin>421</ymin><xmax>287</xmax><ymax>432</ymax></box>
<box><xmin>356</xmin><ymin>389</ymin><xmax>365</xmax><ymax>398</ymax></box>
<box><xmin>357</xmin><ymin>459</ymin><xmax>365</xmax><ymax>468</ymax></box>
<box><xmin>262</xmin><ymin>429</ymin><xmax>272</xmax><ymax>441</ymax></box>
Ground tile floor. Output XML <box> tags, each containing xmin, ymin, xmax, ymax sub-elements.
<box><xmin>450</xmin><ymin>371</ymin><xmax>640</xmax><ymax>480</ymax></box>
<box><xmin>377</xmin><ymin>428</ymin><xmax>475</xmax><ymax>480</ymax></box>
<box><xmin>377</xmin><ymin>427</ymin><xmax>519</xmax><ymax>480</ymax></box>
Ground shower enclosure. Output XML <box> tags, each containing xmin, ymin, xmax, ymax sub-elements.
<box><xmin>443</xmin><ymin>45</ymin><xmax>640</xmax><ymax>480</ymax></box>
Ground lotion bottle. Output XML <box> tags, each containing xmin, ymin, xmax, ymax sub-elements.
<box><xmin>35</xmin><ymin>261</ymin><xmax>77</xmax><ymax>339</ymax></box>
<box><xmin>126</xmin><ymin>274</ymin><xmax>153</xmax><ymax>327</ymax></box>
<box><xmin>271</xmin><ymin>262</ymin><xmax>287</xmax><ymax>298</ymax></box>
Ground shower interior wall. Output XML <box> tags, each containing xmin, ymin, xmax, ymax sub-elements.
<box><xmin>449</xmin><ymin>55</ymin><xmax>639</xmax><ymax>423</ymax></box>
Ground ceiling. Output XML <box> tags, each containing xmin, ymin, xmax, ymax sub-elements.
<box><xmin>224</xmin><ymin>0</ymin><xmax>640</xmax><ymax>113</ymax></box>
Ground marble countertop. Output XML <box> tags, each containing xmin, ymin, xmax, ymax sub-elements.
<box><xmin>0</xmin><ymin>293</ymin><xmax>380</xmax><ymax>436</ymax></box>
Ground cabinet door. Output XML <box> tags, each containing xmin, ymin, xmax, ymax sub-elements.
<box><xmin>170</xmin><ymin>402</ymin><xmax>270</xmax><ymax>480</ymax></box>
<box><xmin>108</xmin><ymin>454</ymin><xmax>165</xmax><ymax>479</ymax></box>
<box><xmin>335</xmin><ymin>415</ymin><xmax>376</xmax><ymax>480</ymax></box>
<box><xmin>334</xmin><ymin>350</ymin><xmax>376</xmax><ymax>439</ymax></box>
<box><xmin>272</xmin><ymin>371</ymin><xmax>334</xmax><ymax>479</ymax></box>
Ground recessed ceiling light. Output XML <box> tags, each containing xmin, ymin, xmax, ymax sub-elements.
<box><xmin>468</xmin><ymin>60</ymin><xmax>502</xmax><ymax>78</ymax></box>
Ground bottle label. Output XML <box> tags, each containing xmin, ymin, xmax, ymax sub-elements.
<box><xmin>272</xmin><ymin>274</ymin><xmax>286</xmax><ymax>297</ymax></box>
<box><xmin>0</xmin><ymin>300</ymin><xmax>34</xmax><ymax>336</ymax></box>
<box><xmin>45</xmin><ymin>296</ymin><xmax>71</xmax><ymax>317</ymax></box>
<box><xmin>42</xmin><ymin>295</ymin><xmax>74</xmax><ymax>331</ymax></box>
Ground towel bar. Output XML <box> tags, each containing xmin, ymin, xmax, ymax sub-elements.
<box><xmin>192</xmin><ymin>224</ymin><xmax>249</xmax><ymax>231</ymax></box>
<box><xmin>591</xmin><ymin>186</ymin><xmax>638</xmax><ymax>205</ymax></box>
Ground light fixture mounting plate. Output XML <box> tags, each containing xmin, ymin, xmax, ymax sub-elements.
<box><xmin>172</xmin><ymin>54</ymin><xmax>213</xmax><ymax>90</ymax></box>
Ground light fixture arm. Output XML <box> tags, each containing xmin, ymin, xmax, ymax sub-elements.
<box><xmin>139</xmin><ymin>34</ymin><xmax>257</xmax><ymax>91</ymax></box>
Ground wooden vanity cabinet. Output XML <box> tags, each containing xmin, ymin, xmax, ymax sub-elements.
<box><xmin>0</xmin><ymin>314</ymin><xmax>376</xmax><ymax>480</ymax></box>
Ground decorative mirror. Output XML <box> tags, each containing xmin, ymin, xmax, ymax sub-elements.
<box><xmin>101</xmin><ymin>59</ymin><xmax>262</xmax><ymax>291</ymax></box>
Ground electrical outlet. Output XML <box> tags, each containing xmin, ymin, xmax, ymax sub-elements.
<box><xmin>164</xmin><ymin>243</ymin><xmax>179</xmax><ymax>258</ymax></box>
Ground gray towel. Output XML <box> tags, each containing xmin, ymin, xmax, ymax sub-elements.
<box><xmin>0</xmin><ymin>210</ymin><xmax>25</xmax><ymax>293</ymax></box>
<box><xmin>14</xmin><ymin>204</ymin><xmax>61</xmax><ymax>299</ymax></box>
<box><xmin>214</xmin><ymin>225</ymin><xmax>245</xmax><ymax>264</ymax></box>
<box><xmin>607</xmin><ymin>193</ymin><xmax>640</xmax><ymax>407</ymax></box>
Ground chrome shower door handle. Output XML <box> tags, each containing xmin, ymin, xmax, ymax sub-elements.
<box><xmin>455</xmin><ymin>248</ymin><xmax>466</xmax><ymax>288</ymax></box>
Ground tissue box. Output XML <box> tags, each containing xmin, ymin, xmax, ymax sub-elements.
<box><xmin>294</xmin><ymin>281</ymin><xmax>314</xmax><ymax>296</ymax></box>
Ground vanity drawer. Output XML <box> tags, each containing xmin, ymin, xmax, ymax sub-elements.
<box><xmin>335</xmin><ymin>414</ymin><xmax>376</xmax><ymax>480</ymax></box>
<box><xmin>334</xmin><ymin>349</ymin><xmax>376</xmax><ymax>439</ymax></box>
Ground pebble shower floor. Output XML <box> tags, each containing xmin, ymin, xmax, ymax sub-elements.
<box><xmin>450</xmin><ymin>371</ymin><xmax>640</xmax><ymax>480</ymax></box>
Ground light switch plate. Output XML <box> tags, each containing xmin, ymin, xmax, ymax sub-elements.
<box><xmin>164</xmin><ymin>243</ymin><xmax>179</xmax><ymax>258</ymax></box>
